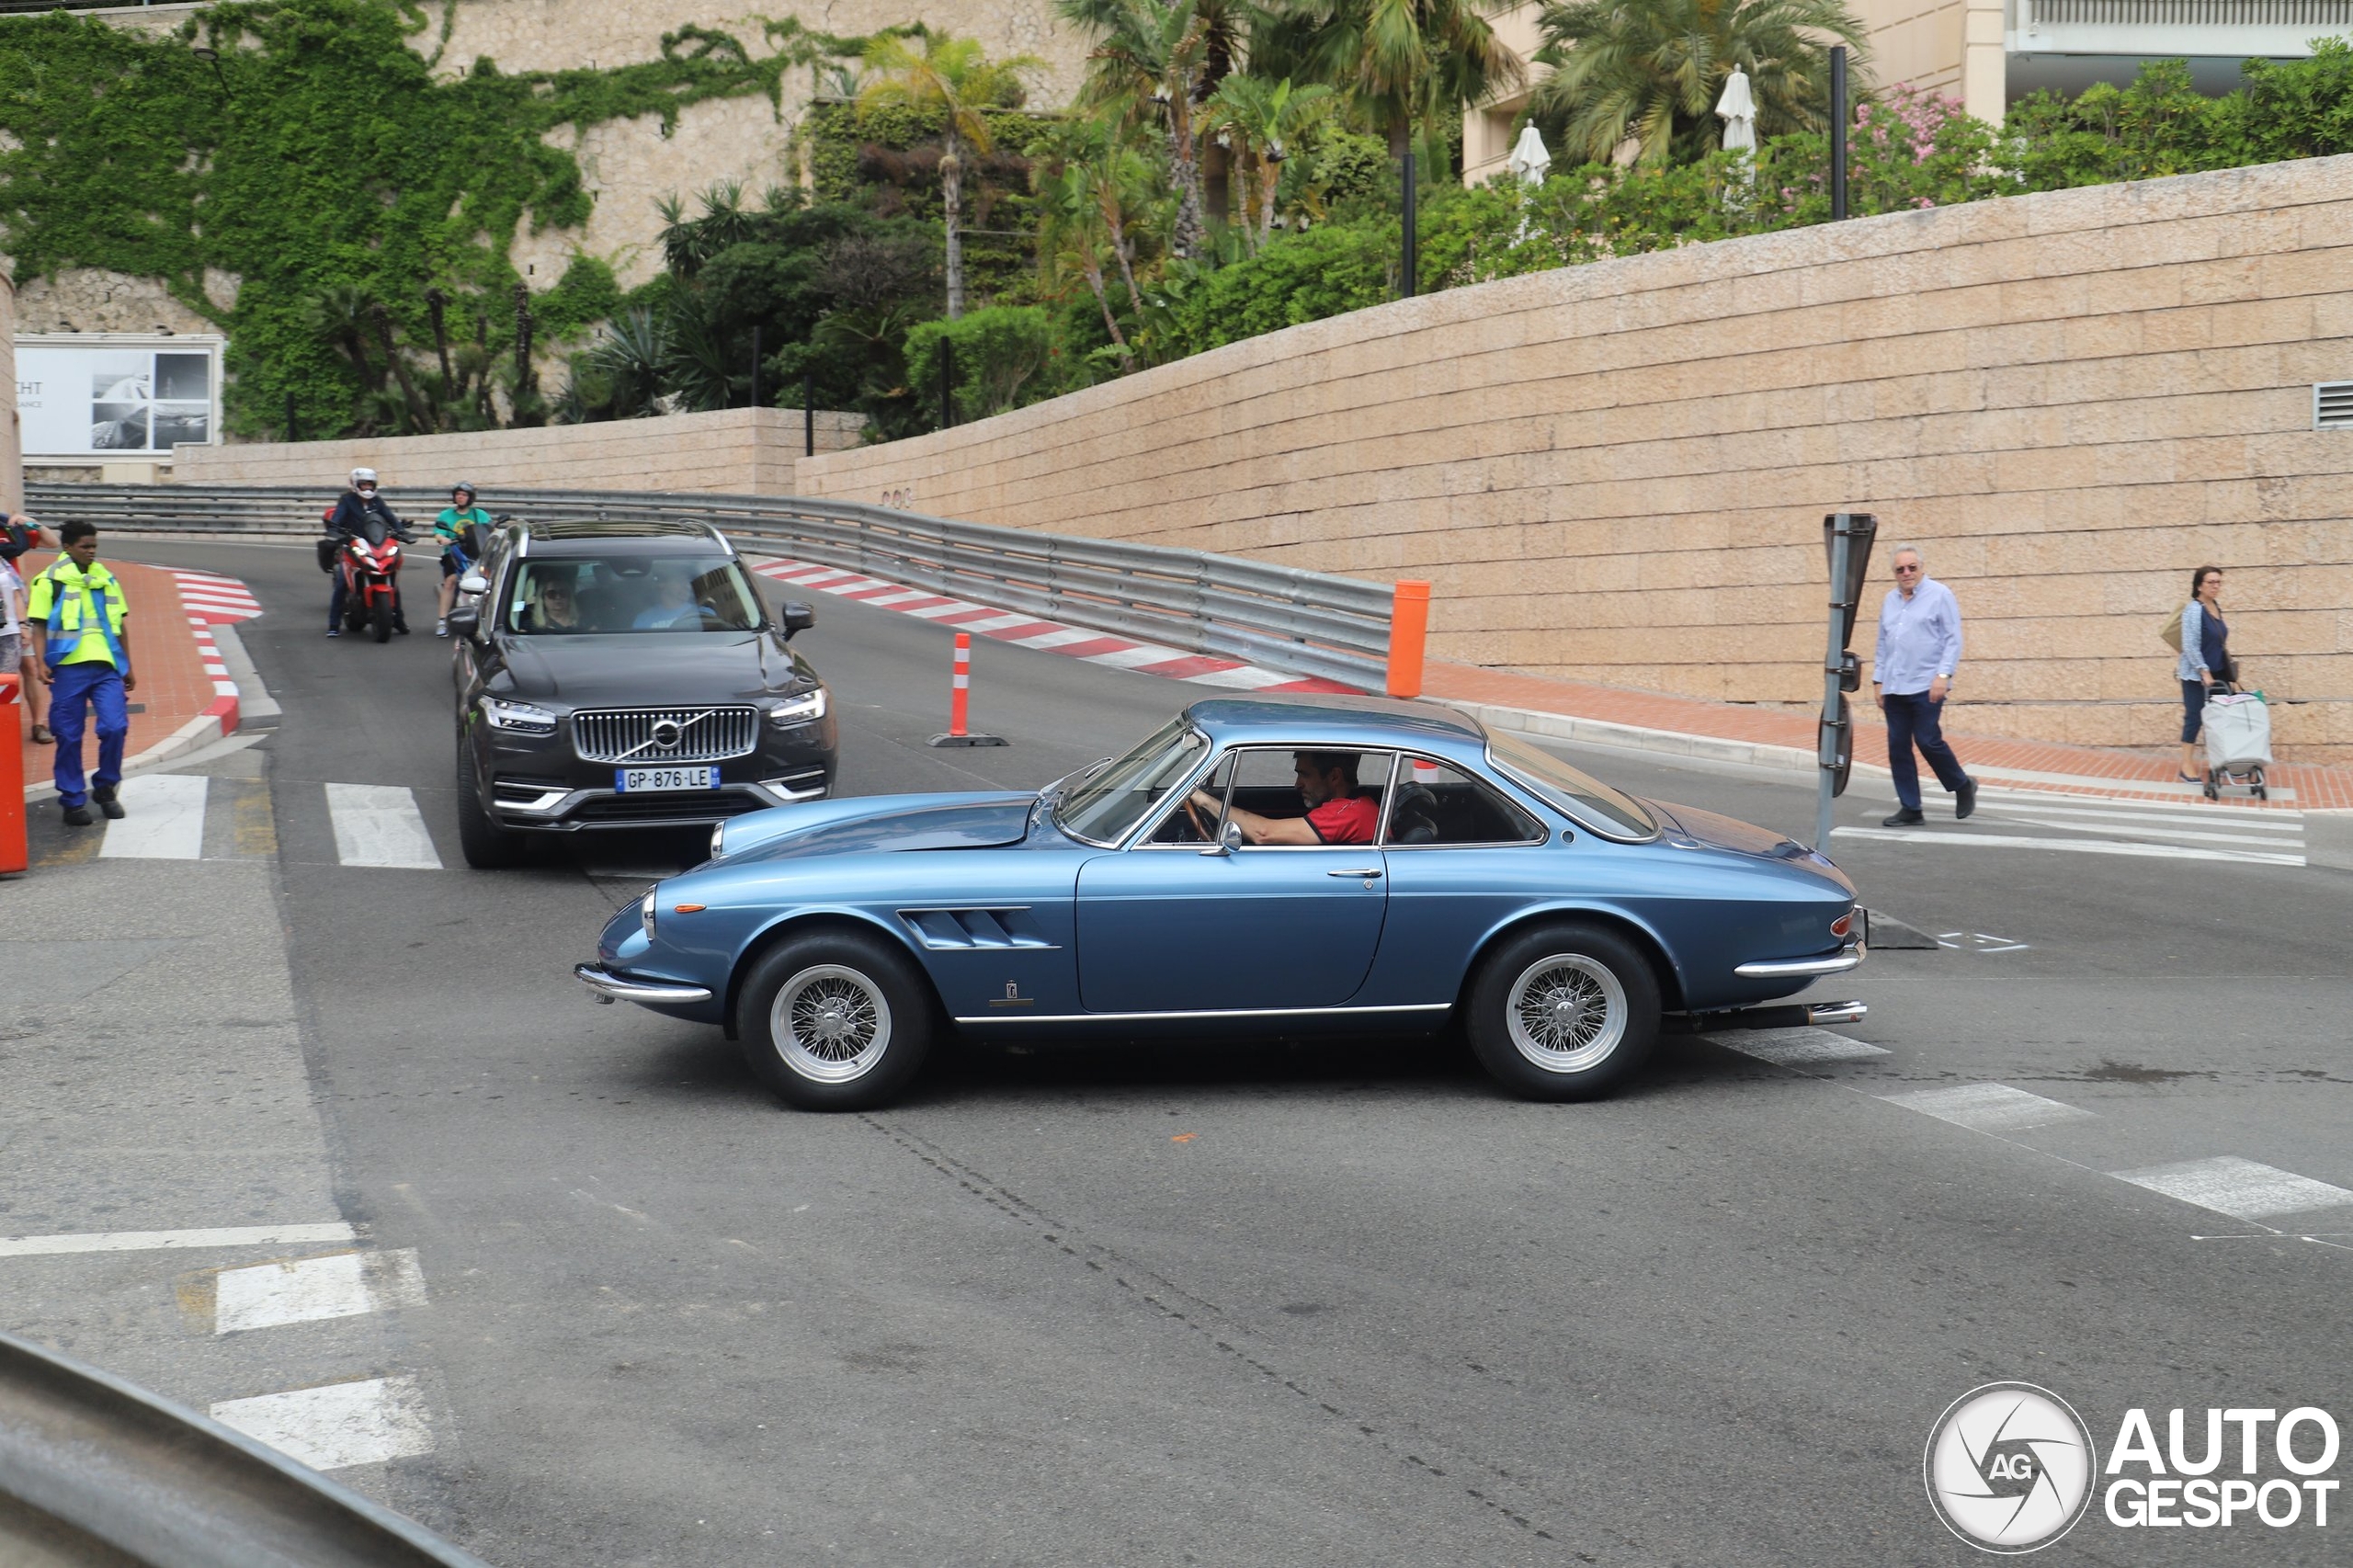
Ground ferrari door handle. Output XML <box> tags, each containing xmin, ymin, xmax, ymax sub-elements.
<box><xmin>1328</xmin><ymin>868</ymin><xmax>1382</xmax><ymax>879</ymax></box>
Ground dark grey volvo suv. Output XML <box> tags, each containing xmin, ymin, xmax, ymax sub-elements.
<box><xmin>446</xmin><ymin>517</ymin><xmax>836</xmax><ymax>867</ymax></box>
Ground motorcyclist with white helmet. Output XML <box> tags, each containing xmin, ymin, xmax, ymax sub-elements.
<box><xmin>324</xmin><ymin>468</ymin><xmax>413</xmax><ymax>637</ymax></box>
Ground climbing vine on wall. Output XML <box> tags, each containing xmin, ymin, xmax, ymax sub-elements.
<box><xmin>0</xmin><ymin>0</ymin><xmax>806</xmax><ymax>437</ymax></box>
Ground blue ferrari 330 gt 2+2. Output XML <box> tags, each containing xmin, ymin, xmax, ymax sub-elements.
<box><xmin>577</xmin><ymin>694</ymin><xmax>1865</xmax><ymax>1109</ymax></box>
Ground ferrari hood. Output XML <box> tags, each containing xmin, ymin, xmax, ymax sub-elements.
<box><xmin>723</xmin><ymin>792</ymin><xmax>1036</xmax><ymax>862</ymax></box>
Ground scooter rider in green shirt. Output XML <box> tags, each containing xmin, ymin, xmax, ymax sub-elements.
<box><xmin>434</xmin><ymin>482</ymin><xmax>494</xmax><ymax>637</ymax></box>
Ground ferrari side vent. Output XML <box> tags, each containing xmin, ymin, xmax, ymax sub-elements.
<box><xmin>900</xmin><ymin>908</ymin><xmax>1056</xmax><ymax>950</ymax></box>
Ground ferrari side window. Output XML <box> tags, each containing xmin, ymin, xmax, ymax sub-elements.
<box><xmin>1144</xmin><ymin>756</ymin><xmax>1233</xmax><ymax>844</ymax></box>
<box><xmin>1384</xmin><ymin>758</ymin><xmax>1544</xmax><ymax>846</ymax></box>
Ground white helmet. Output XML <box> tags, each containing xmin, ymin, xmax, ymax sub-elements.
<box><xmin>350</xmin><ymin>467</ymin><xmax>378</xmax><ymax>488</ymax></box>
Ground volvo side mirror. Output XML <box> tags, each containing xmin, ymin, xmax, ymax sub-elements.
<box><xmin>445</xmin><ymin>605</ymin><xmax>479</xmax><ymax>635</ymax></box>
<box><xmin>780</xmin><ymin>602</ymin><xmax>815</xmax><ymax>639</ymax></box>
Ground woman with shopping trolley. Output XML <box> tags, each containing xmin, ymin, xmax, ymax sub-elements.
<box><xmin>2176</xmin><ymin>564</ymin><xmax>2231</xmax><ymax>782</ymax></box>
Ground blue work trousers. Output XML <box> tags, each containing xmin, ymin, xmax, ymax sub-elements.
<box><xmin>48</xmin><ymin>660</ymin><xmax>128</xmax><ymax>808</ymax></box>
<box><xmin>1881</xmin><ymin>690</ymin><xmax>1971</xmax><ymax>811</ymax></box>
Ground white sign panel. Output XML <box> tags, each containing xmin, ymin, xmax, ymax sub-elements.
<box><xmin>15</xmin><ymin>335</ymin><xmax>224</xmax><ymax>460</ymax></box>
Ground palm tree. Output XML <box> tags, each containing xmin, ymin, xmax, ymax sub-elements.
<box><xmin>1058</xmin><ymin>0</ymin><xmax>1217</xmax><ymax>258</ymax></box>
<box><xmin>1202</xmin><ymin>75</ymin><xmax>1335</xmax><ymax>251</ymax></box>
<box><xmin>858</xmin><ymin>33</ymin><xmax>1041</xmax><ymax>318</ymax></box>
<box><xmin>1530</xmin><ymin>0</ymin><xmax>1870</xmax><ymax>166</ymax></box>
<box><xmin>1260</xmin><ymin>0</ymin><xmax>1523</xmax><ymax>163</ymax></box>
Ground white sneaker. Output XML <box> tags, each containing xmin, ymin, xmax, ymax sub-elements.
<box><xmin>435</xmin><ymin>619</ymin><xmax>449</xmax><ymax>638</ymax></box>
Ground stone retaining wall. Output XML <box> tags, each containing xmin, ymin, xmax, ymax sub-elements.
<box><xmin>798</xmin><ymin>155</ymin><xmax>2353</xmax><ymax>763</ymax></box>
<box><xmin>168</xmin><ymin>406</ymin><xmax>862</xmax><ymax>495</ymax></box>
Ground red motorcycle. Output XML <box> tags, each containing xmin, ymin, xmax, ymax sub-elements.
<box><xmin>339</xmin><ymin>517</ymin><xmax>412</xmax><ymax>642</ymax></box>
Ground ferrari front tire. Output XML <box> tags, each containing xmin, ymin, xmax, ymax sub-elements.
<box><xmin>1465</xmin><ymin>923</ymin><xmax>1659</xmax><ymax>1101</ymax></box>
<box><xmin>737</xmin><ymin>933</ymin><xmax>933</xmax><ymax>1111</ymax></box>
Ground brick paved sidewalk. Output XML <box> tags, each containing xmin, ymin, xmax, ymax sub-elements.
<box><xmin>15</xmin><ymin>554</ymin><xmax>237</xmax><ymax>800</ymax></box>
<box><xmin>1424</xmin><ymin>662</ymin><xmax>2353</xmax><ymax>812</ymax></box>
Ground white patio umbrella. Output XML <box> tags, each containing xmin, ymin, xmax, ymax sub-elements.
<box><xmin>1715</xmin><ymin>66</ymin><xmax>1757</xmax><ymax>196</ymax></box>
<box><xmin>1714</xmin><ymin>66</ymin><xmax>1757</xmax><ymax>156</ymax></box>
<box><xmin>1506</xmin><ymin>123</ymin><xmax>1552</xmax><ymax>187</ymax></box>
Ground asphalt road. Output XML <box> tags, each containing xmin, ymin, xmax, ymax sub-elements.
<box><xmin>6</xmin><ymin>537</ymin><xmax>2348</xmax><ymax>1568</ymax></box>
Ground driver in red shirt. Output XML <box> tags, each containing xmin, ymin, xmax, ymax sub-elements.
<box><xmin>1188</xmin><ymin>751</ymin><xmax>1378</xmax><ymax>846</ymax></box>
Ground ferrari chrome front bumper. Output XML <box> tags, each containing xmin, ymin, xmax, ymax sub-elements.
<box><xmin>573</xmin><ymin>963</ymin><xmax>713</xmax><ymax>1006</ymax></box>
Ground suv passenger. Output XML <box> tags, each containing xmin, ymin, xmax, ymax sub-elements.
<box><xmin>448</xmin><ymin>517</ymin><xmax>835</xmax><ymax>866</ymax></box>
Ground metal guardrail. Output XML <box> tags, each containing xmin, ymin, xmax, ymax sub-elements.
<box><xmin>0</xmin><ymin>1330</ymin><xmax>489</xmax><ymax>1567</ymax></box>
<box><xmin>25</xmin><ymin>483</ymin><xmax>1397</xmax><ymax>688</ymax></box>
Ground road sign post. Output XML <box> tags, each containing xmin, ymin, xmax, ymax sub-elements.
<box><xmin>1815</xmin><ymin>511</ymin><xmax>1877</xmax><ymax>854</ymax></box>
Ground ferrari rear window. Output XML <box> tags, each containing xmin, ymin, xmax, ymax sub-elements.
<box><xmin>1054</xmin><ymin>719</ymin><xmax>1211</xmax><ymax>846</ymax></box>
<box><xmin>1485</xmin><ymin>731</ymin><xmax>1658</xmax><ymax>841</ymax></box>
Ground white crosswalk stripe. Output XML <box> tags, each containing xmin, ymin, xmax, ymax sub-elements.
<box><xmin>215</xmin><ymin>1249</ymin><xmax>427</xmax><ymax>1335</ymax></box>
<box><xmin>97</xmin><ymin>774</ymin><xmax>210</xmax><ymax>859</ymax></box>
<box><xmin>211</xmin><ymin>1376</ymin><xmax>435</xmax><ymax>1471</ymax></box>
<box><xmin>1881</xmin><ymin>1083</ymin><xmax>2094</xmax><ymax>1132</ymax></box>
<box><xmin>2111</xmin><ymin>1156</ymin><xmax>2353</xmax><ymax>1221</ymax></box>
<box><xmin>1710</xmin><ymin>1027</ymin><xmax>1891</xmax><ymax>1065</ymax></box>
<box><xmin>324</xmin><ymin>783</ymin><xmax>442</xmax><ymax>869</ymax></box>
<box><xmin>1838</xmin><ymin>788</ymin><xmax>2305</xmax><ymax>866</ymax></box>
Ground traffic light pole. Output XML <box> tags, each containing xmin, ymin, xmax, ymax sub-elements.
<box><xmin>1816</xmin><ymin>511</ymin><xmax>1877</xmax><ymax>854</ymax></box>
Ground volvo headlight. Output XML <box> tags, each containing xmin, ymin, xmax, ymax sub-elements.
<box><xmin>768</xmin><ymin>688</ymin><xmax>828</xmax><ymax>727</ymax></box>
<box><xmin>641</xmin><ymin>888</ymin><xmax>658</xmax><ymax>937</ymax></box>
<box><xmin>482</xmin><ymin>696</ymin><xmax>558</xmax><ymax>735</ymax></box>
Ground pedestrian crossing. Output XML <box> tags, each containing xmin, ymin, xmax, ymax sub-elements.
<box><xmin>1711</xmin><ymin>1028</ymin><xmax>2353</xmax><ymax>1236</ymax></box>
<box><xmin>58</xmin><ymin>774</ymin><xmax>443</xmax><ymax>869</ymax></box>
<box><xmin>1834</xmin><ymin>784</ymin><xmax>2307</xmax><ymax>867</ymax></box>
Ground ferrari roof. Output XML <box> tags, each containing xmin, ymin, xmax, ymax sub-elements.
<box><xmin>1181</xmin><ymin>692</ymin><xmax>1486</xmax><ymax>747</ymax></box>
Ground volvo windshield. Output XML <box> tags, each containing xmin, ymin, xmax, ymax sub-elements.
<box><xmin>506</xmin><ymin>556</ymin><xmax>765</xmax><ymax>634</ymax></box>
<box><xmin>1052</xmin><ymin>719</ymin><xmax>1211</xmax><ymax>845</ymax></box>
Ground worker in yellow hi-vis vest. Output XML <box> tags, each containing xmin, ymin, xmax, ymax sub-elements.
<box><xmin>25</xmin><ymin>521</ymin><xmax>137</xmax><ymax>828</ymax></box>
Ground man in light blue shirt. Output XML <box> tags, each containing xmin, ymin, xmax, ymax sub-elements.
<box><xmin>1871</xmin><ymin>544</ymin><xmax>1976</xmax><ymax>826</ymax></box>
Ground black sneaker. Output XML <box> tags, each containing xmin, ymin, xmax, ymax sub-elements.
<box><xmin>393</xmin><ymin>621</ymin><xmax>411</xmax><ymax>635</ymax></box>
<box><xmin>62</xmin><ymin>802</ymin><xmax>94</xmax><ymax>827</ymax></box>
<box><xmin>92</xmin><ymin>786</ymin><xmax>125</xmax><ymax>821</ymax></box>
<box><xmin>1881</xmin><ymin>808</ymin><xmax>1926</xmax><ymax>827</ymax></box>
<box><xmin>1955</xmin><ymin>779</ymin><xmax>1978</xmax><ymax>820</ymax></box>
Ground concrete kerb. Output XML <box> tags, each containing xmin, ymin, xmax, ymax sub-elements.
<box><xmin>2303</xmin><ymin>812</ymin><xmax>2353</xmax><ymax>871</ymax></box>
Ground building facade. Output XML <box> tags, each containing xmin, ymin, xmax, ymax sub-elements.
<box><xmin>1464</xmin><ymin>0</ymin><xmax>2353</xmax><ymax>185</ymax></box>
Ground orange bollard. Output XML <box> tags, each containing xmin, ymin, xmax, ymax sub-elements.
<box><xmin>0</xmin><ymin>674</ymin><xmax>24</xmax><ymax>878</ymax></box>
<box><xmin>1386</xmin><ymin>580</ymin><xmax>1431</xmax><ymax>699</ymax></box>
<box><xmin>926</xmin><ymin>631</ymin><xmax>1006</xmax><ymax>748</ymax></box>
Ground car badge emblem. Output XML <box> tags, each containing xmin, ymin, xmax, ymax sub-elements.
<box><xmin>651</xmin><ymin>720</ymin><xmax>683</xmax><ymax>749</ymax></box>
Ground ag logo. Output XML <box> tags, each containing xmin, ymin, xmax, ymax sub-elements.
<box><xmin>1925</xmin><ymin>1382</ymin><xmax>2097</xmax><ymax>1553</ymax></box>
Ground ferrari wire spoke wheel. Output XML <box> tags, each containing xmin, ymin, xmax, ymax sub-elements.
<box><xmin>1505</xmin><ymin>953</ymin><xmax>1628</xmax><ymax>1074</ymax></box>
<box><xmin>774</xmin><ymin>964</ymin><xmax>892</xmax><ymax>1084</ymax></box>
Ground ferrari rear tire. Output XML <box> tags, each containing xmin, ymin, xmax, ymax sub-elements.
<box><xmin>738</xmin><ymin>932</ymin><xmax>933</xmax><ymax>1111</ymax></box>
<box><xmin>1464</xmin><ymin>923</ymin><xmax>1659</xmax><ymax>1102</ymax></box>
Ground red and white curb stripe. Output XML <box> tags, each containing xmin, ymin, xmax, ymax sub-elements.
<box><xmin>750</xmin><ymin>558</ymin><xmax>1358</xmax><ymax>694</ymax></box>
<box><xmin>166</xmin><ymin>569</ymin><xmax>263</xmax><ymax>626</ymax></box>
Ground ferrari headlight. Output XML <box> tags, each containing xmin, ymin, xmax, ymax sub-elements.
<box><xmin>768</xmin><ymin>688</ymin><xmax>828</xmax><ymax>727</ymax></box>
<box><xmin>482</xmin><ymin>696</ymin><xmax>557</xmax><ymax>735</ymax></box>
<box><xmin>641</xmin><ymin>888</ymin><xmax>658</xmax><ymax>937</ymax></box>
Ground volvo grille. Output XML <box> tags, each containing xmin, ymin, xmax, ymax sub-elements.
<box><xmin>572</xmin><ymin>706</ymin><xmax>759</xmax><ymax>764</ymax></box>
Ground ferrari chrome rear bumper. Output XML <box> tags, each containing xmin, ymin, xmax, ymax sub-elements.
<box><xmin>1734</xmin><ymin>941</ymin><xmax>1865</xmax><ymax>979</ymax></box>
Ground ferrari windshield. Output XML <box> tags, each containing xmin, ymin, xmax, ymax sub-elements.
<box><xmin>506</xmin><ymin>556</ymin><xmax>764</xmax><ymax>634</ymax></box>
<box><xmin>1053</xmin><ymin>718</ymin><xmax>1210</xmax><ymax>845</ymax></box>
<box><xmin>1486</xmin><ymin>731</ymin><xmax>1658</xmax><ymax>840</ymax></box>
